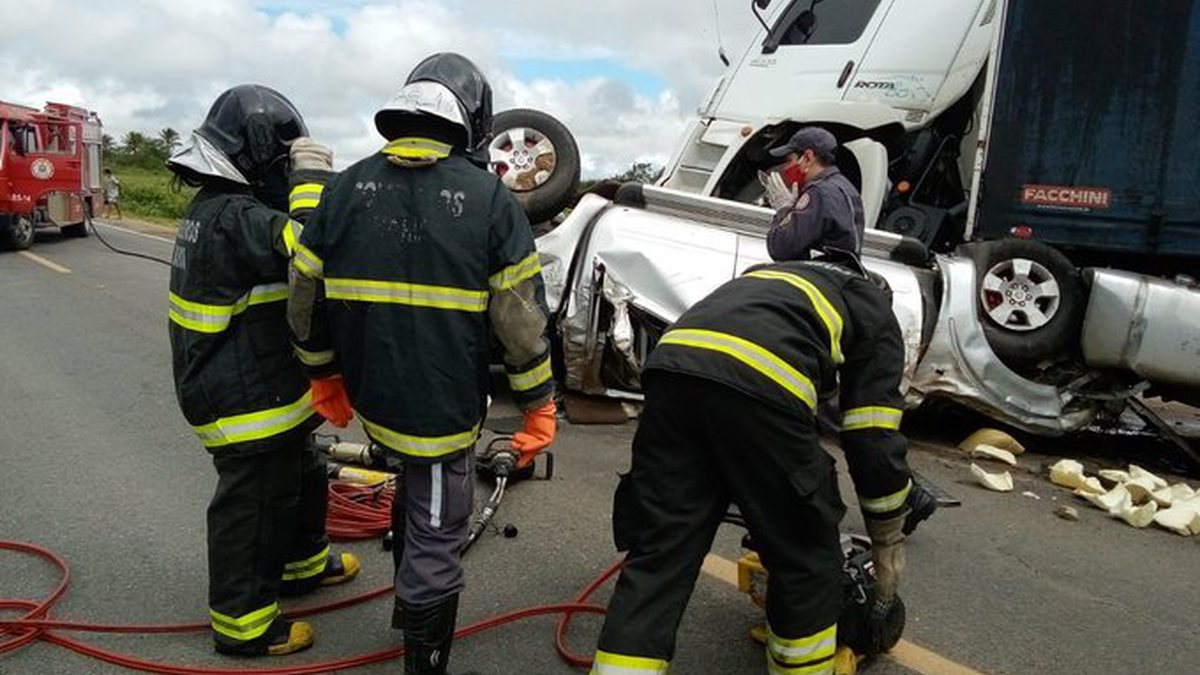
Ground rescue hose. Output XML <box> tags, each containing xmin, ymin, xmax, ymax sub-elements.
<box><xmin>0</xmin><ymin>538</ymin><xmax>620</xmax><ymax>673</ymax></box>
<box><xmin>80</xmin><ymin>196</ymin><xmax>174</xmax><ymax>267</ymax></box>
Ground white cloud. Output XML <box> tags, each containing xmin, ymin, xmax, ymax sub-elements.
<box><xmin>0</xmin><ymin>0</ymin><xmax>763</xmax><ymax>177</ymax></box>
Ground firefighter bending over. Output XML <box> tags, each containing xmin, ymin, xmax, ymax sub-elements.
<box><xmin>591</xmin><ymin>249</ymin><xmax>912</xmax><ymax>675</ymax></box>
<box><xmin>166</xmin><ymin>85</ymin><xmax>360</xmax><ymax>657</ymax></box>
<box><xmin>287</xmin><ymin>53</ymin><xmax>556</xmax><ymax>675</ymax></box>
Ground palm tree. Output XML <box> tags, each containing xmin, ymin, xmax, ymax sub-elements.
<box><xmin>159</xmin><ymin>127</ymin><xmax>181</xmax><ymax>154</ymax></box>
<box><xmin>101</xmin><ymin>134</ymin><xmax>114</xmax><ymax>155</ymax></box>
<box><xmin>120</xmin><ymin>131</ymin><xmax>149</xmax><ymax>155</ymax></box>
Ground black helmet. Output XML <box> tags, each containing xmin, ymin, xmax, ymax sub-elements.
<box><xmin>375</xmin><ymin>53</ymin><xmax>493</xmax><ymax>152</ymax></box>
<box><xmin>193</xmin><ymin>84</ymin><xmax>307</xmax><ymax>183</ymax></box>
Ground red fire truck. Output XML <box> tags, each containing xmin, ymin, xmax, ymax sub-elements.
<box><xmin>0</xmin><ymin>101</ymin><xmax>103</xmax><ymax>250</ymax></box>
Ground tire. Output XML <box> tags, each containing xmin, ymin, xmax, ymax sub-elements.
<box><xmin>489</xmin><ymin>109</ymin><xmax>580</xmax><ymax>224</ymax></box>
<box><xmin>963</xmin><ymin>239</ymin><xmax>1084</xmax><ymax>366</ymax></box>
<box><xmin>2</xmin><ymin>215</ymin><xmax>35</xmax><ymax>251</ymax></box>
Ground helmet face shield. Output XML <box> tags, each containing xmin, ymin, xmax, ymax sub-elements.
<box><xmin>172</xmin><ymin>84</ymin><xmax>308</xmax><ymax>186</ymax></box>
<box><xmin>375</xmin><ymin>53</ymin><xmax>493</xmax><ymax>151</ymax></box>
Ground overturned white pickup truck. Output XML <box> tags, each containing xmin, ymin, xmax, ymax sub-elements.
<box><xmin>535</xmin><ymin>184</ymin><xmax>1200</xmax><ymax>451</ymax></box>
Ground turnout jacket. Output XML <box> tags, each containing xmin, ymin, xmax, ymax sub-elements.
<box><xmin>168</xmin><ymin>180</ymin><xmax>326</xmax><ymax>456</ymax></box>
<box><xmin>644</xmin><ymin>259</ymin><xmax>912</xmax><ymax>519</ymax></box>
<box><xmin>289</xmin><ymin>137</ymin><xmax>553</xmax><ymax>464</ymax></box>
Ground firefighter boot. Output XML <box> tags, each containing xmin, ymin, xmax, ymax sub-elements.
<box><xmin>214</xmin><ymin>619</ymin><xmax>314</xmax><ymax>657</ymax></box>
<box><xmin>280</xmin><ymin>551</ymin><xmax>361</xmax><ymax>596</ymax></box>
<box><xmin>401</xmin><ymin>594</ymin><xmax>479</xmax><ymax>675</ymax></box>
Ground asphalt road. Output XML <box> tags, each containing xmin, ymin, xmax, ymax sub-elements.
<box><xmin>2</xmin><ymin>221</ymin><xmax>1198</xmax><ymax>674</ymax></box>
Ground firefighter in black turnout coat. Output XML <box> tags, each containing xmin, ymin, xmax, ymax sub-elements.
<box><xmin>166</xmin><ymin>85</ymin><xmax>359</xmax><ymax>657</ymax></box>
<box><xmin>287</xmin><ymin>54</ymin><xmax>556</xmax><ymax>675</ymax></box>
<box><xmin>591</xmin><ymin>251</ymin><xmax>914</xmax><ymax>675</ymax></box>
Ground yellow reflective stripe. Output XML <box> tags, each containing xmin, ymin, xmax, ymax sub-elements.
<box><xmin>325</xmin><ymin>277</ymin><xmax>488</xmax><ymax>312</ymax></box>
<box><xmin>192</xmin><ymin>391</ymin><xmax>315</xmax><ymax>448</ymax></box>
<box><xmin>380</xmin><ymin>136</ymin><xmax>452</xmax><ymax>159</ymax></box>
<box><xmin>658</xmin><ymin>328</ymin><xmax>816</xmax><ymax>410</ymax></box>
<box><xmin>590</xmin><ymin>650</ymin><xmax>670</xmax><ymax>675</ymax></box>
<box><xmin>282</xmin><ymin>219</ymin><xmax>303</xmax><ymax>256</ymax></box>
<box><xmin>293</xmin><ymin>242</ymin><xmax>324</xmax><ymax>278</ymax></box>
<box><xmin>841</xmin><ymin>406</ymin><xmax>903</xmax><ymax>431</ymax></box>
<box><xmin>508</xmin><ymin>356</ymin><xmax>552</xmax><ymax>392</ymax></box>
<box><xmin>768</xmin><ymin>623</ymin><xmax>837</xmax><ymax>666</ymax></box>
<box><xmin>168</xmin><ymin>284</ymin><xmax>288</xmax><ymax>334</ymax></box>
<box><xmin>489</xmin><ymin>252</ymin><xmax>542</xmax><ymax>291</ymax></box>
<box><xmin>289</xmin><ymin>183</ymin><xmax>324</xmax><ymax>213</ymax></box>
<box><xmin>860</xmin><ymin>479</ymin><xmax>913</xmax><ymax>514</ymax></box>
<box><xmin>282</xmin><ymin>544</ymin><xmax>329</xmax><ymax>581</ymax></box>
<box><xmin>295</xmin><ymin>345</ymin><xmax>335</xmax><ymax>367</ymax></box>
<box><xmin>210</xmin><ymin>602</ymin><xmax>280</xmax><ymax>641</ymax></box>
<box><xmin>744</xmin><ymin>270</ymin><xmax>844</xmax><ymax>364</ymax></box>
<box><xmin>360</xmin><ymin>415</ymin><xmax>480</xmax><ymax>459</ymax></box>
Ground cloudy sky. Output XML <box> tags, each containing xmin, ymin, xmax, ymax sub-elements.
<box><xmin>1</xmin><ymin>0</ymin><xmax>766</xmax><ymax>177</ymax></box>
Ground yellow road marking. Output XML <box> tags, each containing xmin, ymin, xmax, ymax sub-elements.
<box><xmin>18</xmin><ymin>251</ymin><xmax>71</xmax><ymax>274</ymax></box>
<box><xmin>701</xmin><ymin>554</ymin><xmax>985</xmax><ymax>675</ymax></box>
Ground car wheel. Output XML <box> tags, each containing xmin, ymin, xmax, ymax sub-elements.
<box><xmin>490</xmin><ymin>109</ymin><xmax>580</xmax><ymax>225</ymax></box>
<box><xmin>964</xmin><ymin>239</ymin><xmax>1084</xmax><ymax>366</ymax></box>
<box><xmin>3</xmin><ymin>215</ymin><xmax>35</xmax><ymax>251</ymax></box>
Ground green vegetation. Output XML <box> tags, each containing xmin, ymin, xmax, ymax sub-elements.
<box><xmin>103</xmin><ymin>128</ymin><xmax>194</xmax><ymax>225</ymax></box>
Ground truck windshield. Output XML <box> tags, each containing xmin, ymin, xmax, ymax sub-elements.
<box><xmin>764</xmin><ymin>0</ymin><xmax>882</xmax><ymax>49</ymax></box>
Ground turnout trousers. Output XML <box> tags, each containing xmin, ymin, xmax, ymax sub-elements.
<box><xmin>207</xmin><ymin>433</ymin><xmax>331</xmax><ymax>650</ymax></box>
<box><xmin>593</xmin><ymin>372</ymin><xmax>847</xmax><ymax>675</ymax></box>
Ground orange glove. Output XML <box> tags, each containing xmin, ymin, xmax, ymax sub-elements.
<box><xmin>310</xmin><ymin>375</ymin><xmax>353</xmax><ymax>428</ymax></box>
<box><xmin>511</xmin><ymin>401</ymin><xmax>557</xmax><ymax>467</ymax></box>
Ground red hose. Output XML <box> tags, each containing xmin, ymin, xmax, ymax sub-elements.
<box><xmin>0</xmin><ymin>484</ymin><xmax>624</xmax><ymax>674</ymax></box>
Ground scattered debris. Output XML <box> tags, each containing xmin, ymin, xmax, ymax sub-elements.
<box><xmin>969</xmin><ymin>444</ymin><xmax>1018</xmax><ymax>467</ymax></box>
<box><xmin>959</xmin><ymin>428</ymin><xmax>1025</xmax><ymax>456</ymax></box>
<box><xmin>1168</xmin><ymin>483</ymin><xmax>1196</xmax><ymax>503</ymax></box>
<box><xmin>1153</xmin><ymin>503</ymin><xmax>1200</xmax><ymax>537</ymax></box>
<box><xmin>1116</xmin><ymin>499</ymin><xmax>1158</xmax><ymax>529</ymax></box>
<box><xmin>1076</xmin><ymin>484</ymin><xmax>1129</xmax><ymax>513</ymax></box>
<box><xmin>1054</xmin><ymin>505</ymin><xmax>1080</xmax><ymax>521</ymax></box>
<box><xmin>1022</xmin><ymin>491</ymin><xmax>1041</xmax><ymax>500</ymax></box>
<box><xmin>1098</xmin><ymin>469</ymin><xmax>1131</xmax><ymax>486</ymax></box>
<box><xmin>970</xmin><ymin>463</ymin><xmax>1014</xmax><ymax>492</ymax></box>
<box><xmin>1129</xmin><ymin>464</ymin><xmax>1168</xmax><ymax>490</ymax></box>
<box><xmin>1124</xmin><ymin>477</ymin><xmax>1158</xmax><ymax>506</ymax></box>
<box><xmin>1049</xmin><ymin>459</ymin><xmax>1104</xmax><ymax>494</ymax></box>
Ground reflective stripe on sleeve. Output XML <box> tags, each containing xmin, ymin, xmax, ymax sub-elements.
<box><xmin>508</xmin><ymin>355</ymin><xmax>552</xmax><ymax>392</ymax></box>
<box><xmin>743</xmin><ymin>270</ymin><xmax>844</xmax><ymax>364</ymax></box>
<box><xmin>359</xmin><ymin>416</ymin><xmax>480</xmax><ymax>459</ymax></box>
<box><xmin>282</xmin><ymin>219</ymin><xmax>303</xmax><ymax>256</ymax></box>
<box><xmin>590</xmin><ymin>650</ymin><xmax>670</xmax><ymax>675</ymax></box>
<box><xmin>841</xmin><ymin>406</ymin><xmax>903</xmax><ymax>432</ymax></box>
<box><xmin>210</xmin><ymin>602</ymin><xmax>280</xmax><ymax>641</ymax></box>
<box><xmin>293</xmin><ymin>242</ymin><xmax>324</xmax><ymax>278</ymax></box>
<box><xmin>489</xmin><ymin>252</ymin><xmax>542</xmax><ymax>291</ymax></box>
<box><xmin>294</xmin><ymin>345</ymin><xmax>335</xmax><ymax>367</ymax></box>
<box><xmin>168</xmin><ymin>283</ymin><xmax>288</xmax><ymax>334</ymax></box>
<box><xmin>282</xmin><ymin>544</ymin><xmax>329</xmax><ymax>581</ymax></box>
<box><xmin>289</xmin><ymin>183</ymin><xmax>324</xmax><ymax>214</ymax></box>
<box><xmin>657</xmin><ymin>328</ymin><xmax>816</xmax><ymax>410</ymax></box>
<box><xmin>767</xmin><ymin>623</ymin><xmax>836</xmax><ymax>672</ymax></box>
<box><xmin>860</xmin><ymin>479</ymin><xmax>913</xmax><ymax>515</ymax></box>
<box><xmin>192</xmin><ymin>391</ymin><xmax>315</xmax><ymax>448</ymax></box>
<box><xmin>325</xmin><ymin>277</ymin><xmax>488</xmax><ymax>312</ymax></box>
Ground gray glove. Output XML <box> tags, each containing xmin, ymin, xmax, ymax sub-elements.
<box><xmin>762</xmin><ymin>171</ymin><xmax>799</xmax><ymax>210</ymax></box>
<box><xmin>864</xmin><ymin>514</ymin><xmax>907</xmax><ymax>601</ymax></box>
<box><xmin>290</xmin><ymin>137</ymin><xmax>333</xmax><ymax>172</ymax></box>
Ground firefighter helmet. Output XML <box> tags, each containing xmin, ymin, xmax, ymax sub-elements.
<box><xmin>168</xmin><ymin>84</ymin><xmax>307</xmax><ymax>186</ymax></box>
<box><xmin>375</xmin><ymin>52</ymin><xmax>493</xmax><ymax>152</ymax></box>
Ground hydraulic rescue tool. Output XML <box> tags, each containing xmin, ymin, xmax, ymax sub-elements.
<box><xmin>738</xmin><ymin>533</ymin><xmax>906</xmax><ymax>674</ymax></box>
<box><xmin>466</xmin><ymin>436</ymin><xmax>554</xmax><ymax>553</ymax></box>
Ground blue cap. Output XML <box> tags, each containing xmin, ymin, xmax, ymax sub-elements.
<box><xmin>769</xmin><ymin>126</ymin><xmax>837</xmax><ymax>158</ymax></box>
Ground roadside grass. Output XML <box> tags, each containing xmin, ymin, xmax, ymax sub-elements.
<box><xmin>107</xmin><ymin>163</ymin><xmax>193</xmax><ymax>226</ymax></box>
